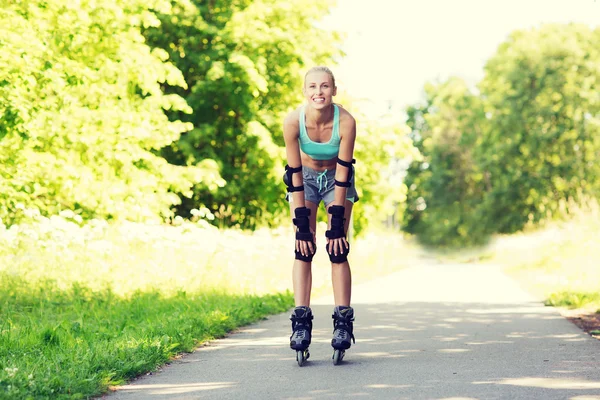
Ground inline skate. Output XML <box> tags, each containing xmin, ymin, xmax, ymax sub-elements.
<box><xmin>290</xmin><ymin>306</ymin><xmax>313</xmax><ymax>366</ymax></box>
<box><xmin>331</xmin><ymin>305</ymin><xmax>355</xmax><ymax>365</ymax></box>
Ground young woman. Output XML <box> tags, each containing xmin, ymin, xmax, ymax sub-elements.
<box><xmin>282</xmin><ymin>66</ymin><xmax>358</xmax><ymax>365</ymax></box>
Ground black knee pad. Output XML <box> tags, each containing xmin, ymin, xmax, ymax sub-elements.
<box><xmin>326</xmin><ymin>242</ymin><xmax>349</xmax><ymax>263</ymax></box>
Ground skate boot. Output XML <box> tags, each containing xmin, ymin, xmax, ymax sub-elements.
<box><xmin>289</xmin><ymin>306</ymin><xmax>313</xmax><ymax>366</ymax></box>
<box><xmin>331</xmin><ymin>305</ymin><xmax>355</xmax><ymax>365</ymax></box>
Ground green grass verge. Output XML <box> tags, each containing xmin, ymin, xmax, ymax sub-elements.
<box><xmin>544</xmin><ymin>291</ymin><xmax>600</xmax><ymax>310</ymax></box>
<box><xmin>0</xmin><ymin>276</ymin><xmax>293</xmax><ymax>399</ymax></box>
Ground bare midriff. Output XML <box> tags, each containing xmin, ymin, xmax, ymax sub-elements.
<box><xmin>300</xmin><ymin>152</ymin><xmax>337</xmax><ymax>172</ymax></box>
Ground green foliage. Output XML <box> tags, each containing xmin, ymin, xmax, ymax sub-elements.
<box><xmin>478</xmin><ymin>23</ymin><xmax>600</xmax><ymax>233</ymax></box>
<box><xmin>403</xmin><ymin>78</ymin><xmax>490</xmax><ymax>247</ymax></box>
<box><xmin>0</xmin><ymin>0</ymin><xmax>204</xmax><ymax>225</ymax></box>
<box><xmin>145</xmin><ymin>0</ymin><xmax>342</xmax><ymax>229</ymax></box>
<box><xmin>544</xmin><ymin>291</ymin><xmax>600</xmax><ymax>309</ymax></box>
<box><xmin>403</xmin><ymin>24</ymin><xmax>600</xmax><ymax>247</ymax></box>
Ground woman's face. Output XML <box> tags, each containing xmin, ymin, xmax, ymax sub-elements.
<box><xmin>303</xmin><ymin>71</ymin><xmax>336</xmax><ymax>109</ymax></box>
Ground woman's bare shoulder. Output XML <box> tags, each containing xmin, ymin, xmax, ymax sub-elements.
<box><xmin>284</xmin><ymin>107</ymin><xmax>302</xmax><ymax>127</ymax></box>
<box><xmin>283</xmin><ymin>107</ymin><xmax>302</xmax><ymax>141</ymax></box>
<box><xmin>337</xmin><ymin>106</ymin><xmax>356</xmax><ymax>127</ymax></box>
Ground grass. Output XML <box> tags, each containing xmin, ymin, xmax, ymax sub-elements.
<box><xmin>0</xmin><ymin>279</ymin><xmax>290</xmax><ymax>399</ymax></box>
<box><xmin>0</xmin><ymin>212</ymin><xmax>416</xmax><ymax>399</ymax></box>
<box><xmin>0</xmin><ymin>214</ymin><xmax>296</xmax><ymax>399</ymax></box>
<box><xmin>544</xmin><ymin>291</ymin><xmax>600</xmax><ymax>309</ymax></box>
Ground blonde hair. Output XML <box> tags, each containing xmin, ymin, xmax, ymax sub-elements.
<box><xmin>304</xmin><ymin>66</ymin><xmax>336</xmax><ymax>88</ymax></box>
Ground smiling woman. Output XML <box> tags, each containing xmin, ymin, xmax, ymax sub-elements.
<box><xmin>282</xmin><ymin>66</ymin><xmax>359</xmax><ymax>365</ymax></box>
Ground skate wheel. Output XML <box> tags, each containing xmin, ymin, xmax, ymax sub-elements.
<box><xmin>332</xmin><ymin>349</ymin><xmax>344</xmax><ymax>365</ymax></box>
<box><xmin>296</xmin><ymin>350</ymin><xmax>309</xmax><ymax>367</ymax></box>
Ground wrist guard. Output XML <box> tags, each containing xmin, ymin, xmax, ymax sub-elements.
<box><xmin>293</xmin><ymin>207</ymin><xmax>312</xmax><ymax>241</ymax></box>
<box><xmin>325</xmin><ymin>205</ymin><xmax>346</xmax><ymax>239</ymax></box>
<box><xmin>293</xmin><ymin>207</ymin><xmax>316</xmax><ymax>261</ymax></box>
<box><xmin>326</xmin><ymin>205</ymin><xmax>349</xmax><ymax>263</ymax></box>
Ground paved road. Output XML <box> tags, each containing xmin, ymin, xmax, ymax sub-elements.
<box><xmin>106</xmin><ymin>262</ymin><xmax>600</xmax><ymax>400</ymax></box>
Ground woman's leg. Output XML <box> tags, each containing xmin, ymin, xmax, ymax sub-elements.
<box><xmin>291</xmin><ymin>200</ymin><xmax>318</xmax><ymax>307</ymax></box>
<box><xmin>327</xmin><ymin>199</ymin><xmax>353</xmax><ymax>306</ymax></box>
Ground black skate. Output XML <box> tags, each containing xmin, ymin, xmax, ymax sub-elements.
<box><xmin>331</xmin><ymin>306</ymin><xmax>355</xmax><ymax>365</ymax></box>
<box><xmin>290</xmin><ymin>306</ymin><xmax>313</xmax><ymax>366</ymax></box>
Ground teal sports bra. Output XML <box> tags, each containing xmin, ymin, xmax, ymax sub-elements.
<box><xmin>298</xmin><ymin>104</ymin><xmax>340</xmax><ymax>160</ymax></box>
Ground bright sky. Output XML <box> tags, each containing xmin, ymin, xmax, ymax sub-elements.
<box><xmin>324</xmin><ymin>0</ymin><xmax>599</xmax><ymax>118</ymax></box>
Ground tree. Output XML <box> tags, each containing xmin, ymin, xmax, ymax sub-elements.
<box><xmin>0</xmin><ymin>0</ymin><xmax>205</xmax><ymax>225</ymax></box>
<box><xmin>478</xmin><ymin>23</ymin><xmax>600</xmax><ymax>233</ymax></box>
<box><xmin>403</xmin><ymin>78</ymin><xmax>489</xmax><ymax>247</ymax></box>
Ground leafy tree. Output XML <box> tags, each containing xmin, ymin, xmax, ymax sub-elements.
<box><xmin>0</xmin><ymin>0</ymin><xmax>206</xmax><ymax>225</ymax></box>
<box><xmin>403</xmin><ymin>78</ymin><xmax>489</xmax><ymax>247</ymax></box>
<box><xmin>478</xmin><ymin>23</ymin><xmax>600</xmax><ymax>233</ymax></box>
<box><xmin>403</xmin><ymin>24</ymin><xmax>600</xmax><ymax>247</ymax></box>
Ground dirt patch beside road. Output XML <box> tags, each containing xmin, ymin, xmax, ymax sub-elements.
<box><xmin>560</xmin><ymin>309</ymin><xmax>600</xmax><ymax>340</ymax></box>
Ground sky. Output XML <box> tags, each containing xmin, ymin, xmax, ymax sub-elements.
<box><xmin>324</xmin><ymin>0</ymin><xmax>599</xmax><ymax>119</ymax></box>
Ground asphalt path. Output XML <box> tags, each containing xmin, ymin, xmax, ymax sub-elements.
<box><xmin>106</xmin><ymin>262</ymin><xmax>600</xmax><ymax>400</ymax></box>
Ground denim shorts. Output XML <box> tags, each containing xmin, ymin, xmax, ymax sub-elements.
<box><xmin>287</xmin><ymin>166</ymin><xmax>359</xmax><ymax>206</ymax></box>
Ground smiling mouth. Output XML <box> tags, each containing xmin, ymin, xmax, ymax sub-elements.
<box><xmin>313</xmin><ymin>97</ymin><xmax>325</xmax><ymax>103</ymax></box>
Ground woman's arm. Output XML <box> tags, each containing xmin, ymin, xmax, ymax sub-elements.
<box><xmin>283</xmin><ymin>110</ymin><xmax>315</xmax><ymax>258</ymax></box>
<box><xmin>283</xmin><ymin>111</ymin><xmax>306</xmax><ymax>209</ymax></box>
<box><xmin>326</xmin><ymin>110</ymin><xmax>356</xmax><ymax>258</ymax></box>
<box><xmin>332</xmin><ymin>111</ymin><xmax>357</xmax><ymax>206</ymax></box>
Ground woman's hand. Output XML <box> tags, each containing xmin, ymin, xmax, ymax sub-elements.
<box><xmin>326</xmin><ymin>236</ymin><xmax>348</xmax><ymax>257</ymax></box>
